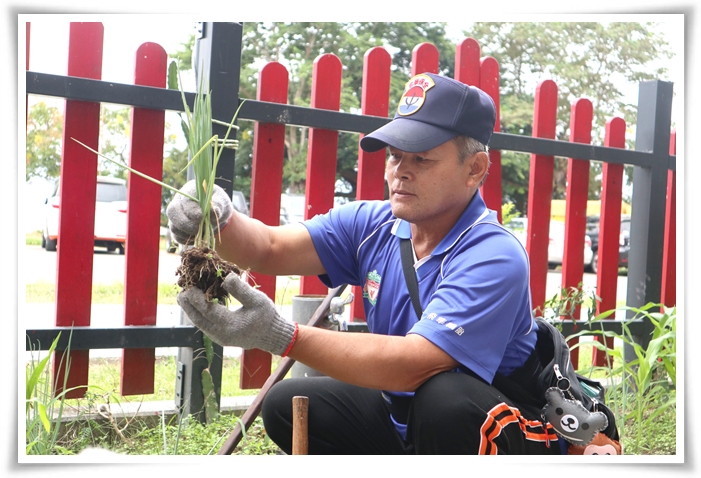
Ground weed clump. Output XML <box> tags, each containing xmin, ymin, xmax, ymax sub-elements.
<box><xmin>176</xmin><ymin>247</ymin><xmax>240</xmax><ymax>303</ymax></box>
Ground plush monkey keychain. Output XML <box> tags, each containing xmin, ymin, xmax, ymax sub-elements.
<box><xmin>568</xmin><ymin>432</ymin><xmax>622</xmax><ymax>455</ymax></box>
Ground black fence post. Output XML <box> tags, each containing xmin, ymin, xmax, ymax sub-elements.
<box><xmin>626</xmin><ymin>80</ymin><xmax>674</xmax><ymax>354</ymax></box>
<box><xmin>174</xmin><ymin>328</ymin><xmax>209</xmax><ymax>423</ymax></box>
<box><xmin>193</xmin><ymin>21</ymin><xmax>243</xmax><ymax>197</ymax></box>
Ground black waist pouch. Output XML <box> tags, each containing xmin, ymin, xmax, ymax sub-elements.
<box><xmin>493</xmin><ymin>318</ymin><xmax>619</xmax><ymax>441</ymax></box>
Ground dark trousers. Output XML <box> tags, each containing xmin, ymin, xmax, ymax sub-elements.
<box><xmin>261</xmin><ymin>370</ymin><xmax>563</xmax><ymax>455</ymax></box>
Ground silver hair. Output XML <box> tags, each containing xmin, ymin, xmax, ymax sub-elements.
<box><xmin>452</xmin><ymin>135</ymin><xmax>491</xmax><ymax>185</ymax></box>
<box><xmin>452</xmin><ymin>135</ymin><xmax>489</xmax><ymax>162</ymax></box>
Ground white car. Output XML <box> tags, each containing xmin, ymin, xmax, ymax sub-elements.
<box><xmin>547</xmin><ymin>220</ymin><xmax>593</xmax><ymax>268</ymax></box>
<box><xmin>280</xmin><ymin>193</ymin><xmax>307</xmax><ymax>225</ymax></box>
<box><xmin>43</xmin><ymin>176</ymin><xmax>128</xmax><ymax>254</ymax></box>
<box><xmin>504</xmin><ymin>218</ymin><xmax>593</xmax><ymax>268</ymax></box>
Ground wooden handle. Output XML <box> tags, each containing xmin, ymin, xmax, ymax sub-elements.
<box><xmin>292</xmin><ymin>396</ymin><xmax>309</xmax><ymax>455</ymax></box>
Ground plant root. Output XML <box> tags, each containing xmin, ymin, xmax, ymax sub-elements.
<box><xmin>176</xmin><ymin>247</ymin><xmax>241</xmax><ymax>303</ymax></box>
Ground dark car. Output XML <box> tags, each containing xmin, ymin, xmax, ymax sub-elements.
<box><xmin>585</xmin><ymin>215</ymin><xmax>630</xmax><ymax>273</ymax></box>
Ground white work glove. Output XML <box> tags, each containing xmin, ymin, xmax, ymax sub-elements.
<box><xmin>166</xmin><ymin>179</ymin><xmax>233</xmax><ymax>246</ymax></box>
<box><xmin>177</xmin><ymin>272</ymin><xmax>298</xmax><ymax>356</ymax></box>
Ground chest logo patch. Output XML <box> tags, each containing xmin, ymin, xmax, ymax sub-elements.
<box><xmin>363</xmin><ymin>270</ymin><xmax>382</xmax><ymax>306</ymax></box>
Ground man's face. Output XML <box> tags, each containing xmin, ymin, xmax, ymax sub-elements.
<box><xmin>385</xmin><ymin>140</ymin><xmax>482</xmax><ymax>228</ymax></box>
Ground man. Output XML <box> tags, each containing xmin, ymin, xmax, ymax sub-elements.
<box><xmin>168</xmin><ymin>72</ymin><xmax>563</xmax><ymax>455</ymax></box>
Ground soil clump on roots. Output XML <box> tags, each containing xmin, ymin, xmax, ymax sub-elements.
<box><xmin>176</xmin><ymin>247</ymin><xmax>241</xmax><ymax>303</ymax></box>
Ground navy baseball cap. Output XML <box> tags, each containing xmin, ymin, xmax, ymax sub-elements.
<box><xmin>360</xmin><ymin>73</ymin><xmax>496</xmax><ymax>153</ymax></box>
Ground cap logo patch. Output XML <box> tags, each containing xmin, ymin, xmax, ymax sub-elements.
<box><xmin>397</xmin><ymin>74</ymin><xmax>435</xmax><ymax>117</ymax></box>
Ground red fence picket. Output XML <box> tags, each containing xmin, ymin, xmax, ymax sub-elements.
<box><xmin>455</xmin><ymin>38</ymin><xmax>480</xmax><ymax>86</ymax></box>
<box><xmin>454</xmin><ymin>41</ymin><xmax>503</xmax><ymax>221</ymax></box>
<box><xmin>593</xmin><ymin>117</ymin><xmax>626</xmax><ymax>366</ymax></box>
<box><xmin>411</xmin><ymin>42</ymin><xmax>439</xmax><ymax>75</ymax></box>
<box><xmin>351</xmin><ymin>46</ymin><xmax>392</xmax><ymax>322</ymax></box>
<box><xmin>661</xmin><ymin>130</ymin><xmax>676</xmax><ymax>308</ymax></box>
<box><xmin>526</xmin><ymin>80</ymin><xmax>558</xmax><ymax>312</ymax></box>
<box><xmin>53</xmin><ymin>22</ymin><xmax>104</xmax><ymax>399</ymax></box>
<box><xmin>561</xmin><ymin>98</ymin><xmax>593</xmax><ymax>365</ymax></box>
<box><xmin>120</xmin><ymin>42</ymin><xmax>168</xmax><ymax>395</ymax></box>
<box><xmin>244</xmin><ymin>61</ymin><xmax>290</xmax><ymax>388</ymax></box>
<box><xmin>479</xmin><ymin>57</ymin><xmax>503</xmax><ymax>222</ymax></box>
<box><xmin>299</xmin><ymin>54</ymin><xmax>343</xmax><ymax>297</ymax></box>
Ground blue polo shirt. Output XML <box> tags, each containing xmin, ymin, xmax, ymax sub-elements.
<box><xmin>304</xmin><ymin>191</ymin><xmax>538</xmax><ymax>437</ymax></box>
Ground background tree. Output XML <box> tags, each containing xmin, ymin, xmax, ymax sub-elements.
<box><xmin>461</xmin><ymin>22</ymin><xmax>672</xmax><ymax>213</ymax></box>
<box><xmin>97</xmin><ymin>106</ymin><xmax>131</xmax><ymax>179</ymax></box>
<box><xmin>26</xmin><ymin>101</ymin><xmax>63</xmax><ymax>181</ymax></box>
<box><xmin>234</xmin><ymin>22</ymin><xmax>457</xmax><ymax>198</ymax></box>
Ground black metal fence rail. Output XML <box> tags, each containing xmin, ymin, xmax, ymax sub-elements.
<box><xmin>25</xmin><ymin>319</ymin><xmax>650</xmax><ymax>354</ymax></box>
<box><xmin>25</xmin><ymin>326</ymin><xmax>202</xmax><ymax>352</ymax></box>
<box><xmin>25</xmin><ymin>71</ymin><xmax>675</xmax><ymax>172</ymax></box>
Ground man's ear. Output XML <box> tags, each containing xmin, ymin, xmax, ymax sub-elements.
<box><xmin>467</xmin><ymin>151</ymin><xmax>489</xmax><ymax>186</ymax></box>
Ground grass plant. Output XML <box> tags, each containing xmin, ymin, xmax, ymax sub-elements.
<box><xmin>26</xmin><ymin>279</ymin><xmax>300</xmax><ymax>306</ymax></box>
<box><xmin>539</xmin><ymin>285</ymin><xmax>677</xmax><ymax>455</ymax></box>
<box><xmin>26</xmin><ymin>280</ymin><xmax>180</xmax><ymax>305</ymax></box>
<box><xmin>25</xmin><ymin>332</ymin><xmax>83</xmax><ymax>455</ymax></box>
<box><xmin>46</xmin><ymin>355</ymin><xmax>284</xmax><ymax>455</ymax></box>
<box><xmin>89</xmin><ymin>415</ymin><xmax>279</xmax><ymax>455</ymax></box>
<box><xmin>568</xmin><ymin>303</ymin><xmax>677</xmax><ymax>455</ymax></box>
<box><xmin>26</xmin><ymin>231</ymin><xmax>42</xmax><ymax>246</ymax></box>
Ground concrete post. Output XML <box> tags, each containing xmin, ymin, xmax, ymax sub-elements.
<box><xmin>291</xmin><ymin>295</ymin><xmax>337</xmax><ymax>378</ymax></box>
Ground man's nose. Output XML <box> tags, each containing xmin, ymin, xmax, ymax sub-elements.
<box><xmin>392</xmin><ymin>154</ymin><xmax>413</xmax><ymax>180</ymax></box>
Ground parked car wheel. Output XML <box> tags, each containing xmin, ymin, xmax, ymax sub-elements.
<box><xmin>164</xmin><ymin>229</ymin><xmax>178</xmax><ymax>254</ymax></box>
<box><xmin>44</xmin><ymin>227</ymin><xmax>57</xmax><ymax>252</ymax></box>
<box><xmin>590</xmin><ymin>250</ymin><xmax>598</xmax><ymax>274</ymax></box>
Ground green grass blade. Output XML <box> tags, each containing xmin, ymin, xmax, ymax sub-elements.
<box><xmin>26</xmin><ymin>333</ymin><xmax>61</xmax><ymax>406</ymax></box>
<box><xmin>69</xmin><ymin>138</ymin><xmax>198</xmax><ymax>202</ymax></box>
<box><xmin>38</xmin><ymin>403</ymin><xmax>50</xmax><ymax>432</ymax></box>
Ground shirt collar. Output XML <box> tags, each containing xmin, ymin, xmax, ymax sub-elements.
<box><xmin>391</xmin><ymin>191</ymin><xmax>492</xmax><ymax>256</ymax></box>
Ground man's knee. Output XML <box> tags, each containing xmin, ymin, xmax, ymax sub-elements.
<box><xmin>412</xmin><ymin>370</ymin><xmax>491</xmax><ymax>416</ymax></box>
<box><xmin>408</xmin><ymin>371</ymin><xmax>498</xmax><ymax>453</ymax></box>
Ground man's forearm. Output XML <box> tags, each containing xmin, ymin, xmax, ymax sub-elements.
<box><xmin>287</xmin><ymin>326</ymin><xmax>459</xmax><ymax>392</ymax></box>
<box><xmin>214</xmin><ymin>212</ymin><xmax>273</xmax><ymax>270</ymax></box>
<box><xmin>214</xmin><ymin>212</ymin><xmax>326</xmax><ymax>277</ymax></box>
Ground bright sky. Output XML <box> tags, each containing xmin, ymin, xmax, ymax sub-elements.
<box><xmin>24</xmin><ymin>15</ymin><xmax>684</xmax><ymax>101</ymax></box>
<box><xmin>25</xmin><ymin>16</ymin><xmax>200</xmax><ymax>89</ymax></box>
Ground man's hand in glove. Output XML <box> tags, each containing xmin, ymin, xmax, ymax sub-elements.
<box><xmin>177</xmin><ymin>272</ymin><xmax>298</xmax><ymax>356</ymax></box>
<box><xmin>166</xmin><ymin>179</ymin><xmax>234</xmax><ymax>246</ymax></box>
